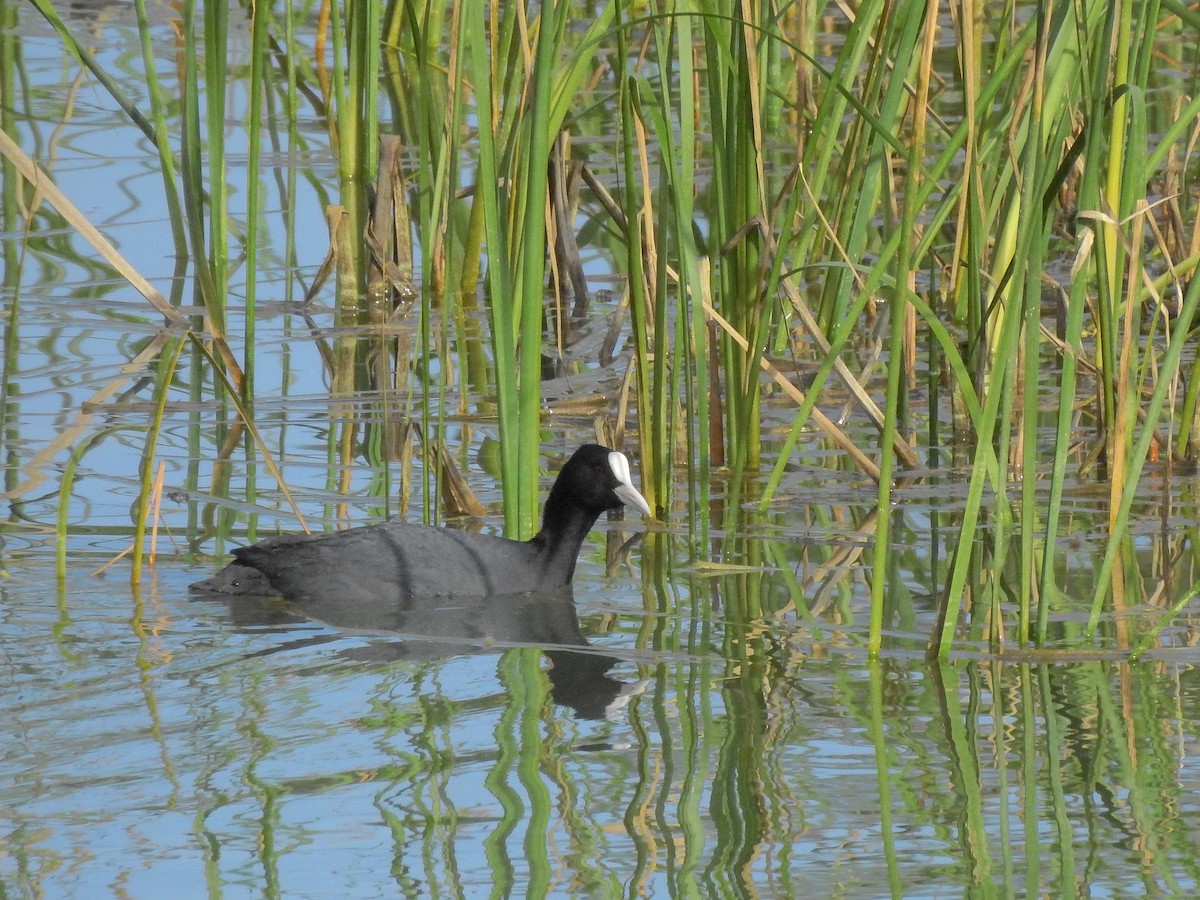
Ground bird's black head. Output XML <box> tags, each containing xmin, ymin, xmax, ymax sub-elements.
<box><xmin>542</xmin><ymin>444</ymin><xmax>651</xmax><ymax>531</ymax></box>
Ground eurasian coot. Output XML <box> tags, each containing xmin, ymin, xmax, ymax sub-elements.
<box><xmin>192</xmin><ymin>443</ymin><xmax>651</xmax><ymax>604</ymax></box>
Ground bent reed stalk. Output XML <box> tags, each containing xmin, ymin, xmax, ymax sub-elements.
<box><xmin>9</xmin><ymin>0</ymin><xmax>1200</xmax><ymax>656</ymax></box>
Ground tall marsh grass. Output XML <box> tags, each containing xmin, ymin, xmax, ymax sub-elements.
<box><xmin>6</xmin><ymin>1</ymin><xmax>1200</xmax><ymax>656</ymax></box>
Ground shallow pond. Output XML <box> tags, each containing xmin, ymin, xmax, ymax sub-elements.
<box><xmin>7</xmin><ymin>554</ymin><xmax>1200</xmax><ymax>896</ymax></box>
<box><xmin>6</xmin><ymin>3</ymin><xmax>1200</xmax><ymax>897</ymax></box>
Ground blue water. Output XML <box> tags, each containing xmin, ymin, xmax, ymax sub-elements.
<box><xmin>8</xmin><ymin>5</ymin><xmax>1200</xmax><ymax>897</ymax></box>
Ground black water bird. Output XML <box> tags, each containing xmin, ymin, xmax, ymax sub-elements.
<box><xmin>192</xmin><ymin>443</ymin><xmax>651</xmax><ymax>605</ymax></box>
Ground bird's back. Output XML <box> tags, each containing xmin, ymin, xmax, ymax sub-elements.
<box><xmin>233</xmin><ymin>521</ymin><xmax>552</xmax><ymax>607</ymax></box>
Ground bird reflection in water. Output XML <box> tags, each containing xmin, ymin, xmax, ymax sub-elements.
<box><xmin>209</xmin><ymin>579</ymin><xmax>648</xmax><ymax>723</ymax></box>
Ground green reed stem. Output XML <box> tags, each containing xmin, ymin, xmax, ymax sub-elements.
<box><xmin>1015</xmin><ymin>7</ymin><xmax>1051</xmax><ymax>645</ymax></box>
<box><xmin>0</xmin><ymin>0</ymin><xmax>18</xmax><ymax>504</ymax></box>
<box><xmin>703</xmin><ymin>5</ymin><xmax>768</xmax><ymax>473</ymax></box>
<box><xmin>178</xmin><ymin>0</ymin><xmax>220</xmax><ymax>329</ymax></box>
<box><xmin>463</xmin><ymin>5</ymin><xmax>516</xmax><ymax>530</ymax></box>
<box><xmin>637</xmin><ymin>5</ymin><xmax>706</xmax><ymax>514</ymax></box>
<box><xmin>131</xmin><ymin>335</ymin><xmax>186</xmax><ymax>586</ymax></box>
<box><xmin>673</xmin><ymin>8</ymin><xmax>710</xmax><ymax>533</ymax></box>
<box><xmin>203</xmin><ymin>0</ymin><xmax>228</xmax><ymax>310</ymax></box>
<box><xmin>1087</xmin><ymin>247</ymin><xmax>1200</xmax><ymax>633</ymax></box>
<box><xmin>56</xmin><ymin>426</ymin><xmax>126</xmax><ymax>582</ymax></box>
<box><xmin>1037</xmin><ymin>9</ymin><xmax>1113</xmax><ymax>641</ymax></box>
<box><xmin>242</xmin><ymin>0</ymin><xmax>272</xmax><ymax>526</ymax></box>
<box><xmin>868</xmin><ymin>0</ymin><xmax>928</xmax><ymax>658</ymax></box>
<box><xmin>513</xmin><ymin>6</ymin><xmax>561</xmax><ymax>531</ymax></box>
<box><xmin>932</xmin><ymin>293</ymin><xmax>1022</xmax><ymax>658</ymax></box>
<box><xmin>613</xmin><ymin>7</ymin><xmax>656</xmax><ymax>514</ymax></box>
<box><xmin>132</xmin><ymin>0</ymin><xmax>187</xmax><ymax>268</ymax></box>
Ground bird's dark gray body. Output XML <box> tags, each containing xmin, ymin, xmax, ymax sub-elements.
<box><xmin>191</xmin><ymin>444</ymin><xmax>651</xmax><ymax>607</ymax></box>
<box><xmin>198</xmin><ymin>522</ymin><xmax>563</xmax><ymax>605</ymax></box>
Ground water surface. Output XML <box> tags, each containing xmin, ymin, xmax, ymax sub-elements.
<box><xmin>5</xmin><ymin>5</ymin><xmax>1200</xmax><ymax>897</ymax></box>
